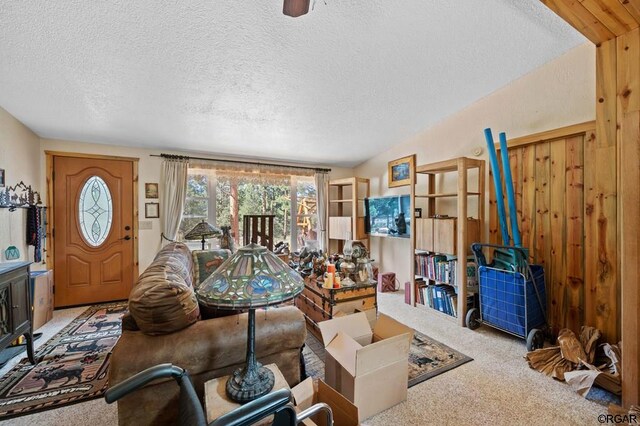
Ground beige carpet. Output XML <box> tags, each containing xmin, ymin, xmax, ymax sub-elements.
<box><xmin>0</xmin><ymin>292</ymin><xmax>605</xmax><ymax>425</ymax></box>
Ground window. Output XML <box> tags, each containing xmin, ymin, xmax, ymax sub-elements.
<box><xmin>78</xmin><ymin>176</ymin><xmax>113</xmax><ymax>247</ymax></box>
<box><xmin>179</xmin><ymin>170</ymin><xmax>317</xmax><ymax>252</ymax></box>
<box><xmin>180</xmin><ymin>173</ymin><xmax>212</xmax><ymax>240</ymax></box>
<box><xmin>295</xmin><ymin>179</ymin><xmax>317</xmax><ymax>249</ymax></box>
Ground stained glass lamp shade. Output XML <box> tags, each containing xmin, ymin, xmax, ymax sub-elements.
<box><xmin>184</xmin><ymin>220</ymin><xmax>221</xmax><ymax>250</ymax></box>
<box><xmin>196</xmin><ymin>243</ymin><xmax>304</xmax><ymax>403</ymax></box>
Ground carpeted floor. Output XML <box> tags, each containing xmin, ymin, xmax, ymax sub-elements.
<box><xmin>302</xmin><ymin>328</ymin><xmax>473</xmax><ymax>387</ymax></box>
<box><xmin>0</xmin><ymin>292</ymin><xmax>608</xmax><ymax>425</ymax></box>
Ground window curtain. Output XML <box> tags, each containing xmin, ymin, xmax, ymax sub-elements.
<box><xmin>160</xmin><ymin>157</ymin><xmax>189</xmax><ymax>243</ymax></box>
<box><xmin>315</xmin><ymin>171</ymin><xmax>329</xmax><ymax>252</ymax></box>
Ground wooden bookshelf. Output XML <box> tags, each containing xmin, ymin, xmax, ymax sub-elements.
<box><xmin>410</xmin><ymin>157</ymin><xmax>485</xmax><ymax>327</ymax></box>
<box><xmin>328</xmin><ymin>177</ymin><xmax>370</xmax><ymax>254</ymax></box>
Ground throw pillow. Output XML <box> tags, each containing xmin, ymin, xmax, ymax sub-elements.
<box><xmin>192</xmin><ymin>249</ymin><xmax>232</xmax><ymax>287</ymax></box>
<box><xmin>128</xmin><ymin>243</ymin><xmax>200</xmax><ymax>335</ymax></box>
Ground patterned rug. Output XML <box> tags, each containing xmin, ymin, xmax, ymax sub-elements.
<box><xmin>0</xmin><ymin>302</ymin><xmax>127</xmax><ymax>419</ymax></box>
<box><xmin>302</xmin><ymin>328</ymin><xmax>472</xmax><ymax>387</ymax></box>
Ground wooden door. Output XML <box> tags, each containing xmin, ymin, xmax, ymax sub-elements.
<box><xmin>53</xmin><ymin>156</ymin><xmax>135</xmax><ymax>307</ymax></box>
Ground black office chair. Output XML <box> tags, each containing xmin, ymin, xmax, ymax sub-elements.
<box><xmin>105</xmin><ymin>363</ymin><xmax>333</xmax><ymax>426</ymax></box>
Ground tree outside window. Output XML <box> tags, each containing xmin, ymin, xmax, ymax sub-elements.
<box><xmin>180</xmin><ymin>171</ymin><xmax>317</xmax><ymax>251</ymax></box>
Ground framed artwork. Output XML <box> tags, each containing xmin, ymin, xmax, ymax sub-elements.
<box><xmin>145</xmin><ymin>183</ymin><xmax>159</xmax><ymax>199</ymax></box>
<box><xmin>145</xmin><ymin>202</ymin><xmax>160</xmax><ymax>218</ymax></box>
<box><xmin>0</xmin><ymin>168</ymin><xmax>4</xmax><ymax>187</ymax></box>
<box><xmin>414</xmin><ymin>208</ymin><xmax>422</xmax><ymax>218</ymax></box>
<box><xmin>388</xmin><ymin>155</ymin><xmax>415</xmax><ymax>188</ymax></box>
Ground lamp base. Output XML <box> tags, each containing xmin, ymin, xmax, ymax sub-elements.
<box><xmin>225</xmin><ymin>362</ymin><xmax>275</xmax><ymax>403</ymax></box>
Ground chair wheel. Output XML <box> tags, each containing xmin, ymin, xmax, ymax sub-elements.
<box><xmin>465</xmin><ymin>308</ymin><xmax>480</xmax><ymax>330</ymax></box>
<box><xmin>526</xmin><ymin>328</ymin><xmax>544</xmax><ymax>352</ymax></box>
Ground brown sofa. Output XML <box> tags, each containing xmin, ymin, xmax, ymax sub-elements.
<box><xmin>109</xmin><ymin>243</ymin><xmax>307</xmax><ymax>426</ymax></box>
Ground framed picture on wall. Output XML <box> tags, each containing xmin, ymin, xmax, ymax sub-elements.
<box><xmin>145</xmin><ymin>202</ymin><xmax>159</xmax><ymax>218</ymax></box>
<box><xmin>145</xmin><ymin>183</ymin><xmax>159</xmax><ymax>199</ymax></box>
<box><xmin>0</xmin><ymin>168</ymin><xmax>4</xmax><ymax>187</ymax></box>
<box><xmin>388</xmin><ymin>155</ymin><xmax>415</xmax><ymax>188</ymax></box>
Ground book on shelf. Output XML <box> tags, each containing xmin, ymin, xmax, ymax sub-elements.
<box><xmin>415</xmin><ymin>278</ymin><xmax>427</xmax><ymax>305</ymax></box>
<box><xmin>417</xmin><ymin>284</ymin><xmax>474</xmax><ymax>318</ymax></box>
<box><xmin>414</xmin><ymin>253</ymin><xmax>478</xmax><ymax>288</ymax></box>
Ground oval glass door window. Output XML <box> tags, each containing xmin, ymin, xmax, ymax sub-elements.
<box><xmin>78</xmin><ymin>176</ymin><xmax>113</xmax><ymax>247</ymax></box>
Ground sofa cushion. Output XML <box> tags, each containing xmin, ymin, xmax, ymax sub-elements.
<box><xmin>192</xmin><ymin>249</ymin><xmax>232</xmax><ymax>287</ymax></box>
<box><xmin>129</xmin><ymin>243</ymin><xmax>200</xmax><ymax>335</ymax></box>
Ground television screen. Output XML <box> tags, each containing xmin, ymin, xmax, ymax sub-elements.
<box><xmin>365</xmin><ymin>195</ymin><xmax>411</xmax><ymax>238</ymax></box>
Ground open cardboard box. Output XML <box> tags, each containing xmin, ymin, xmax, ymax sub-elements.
<box><xmin>318</xmin><ymin>311</ymin><xmax>414</xmax><ymax>421</ymax></box>
<box><xmin>291</xmin><ymin>378</ymin><xmax>359</xmax><ymax>426</ymax></box>
<box><xmin>333</xmin><ymin>307</ymin><xmax>377</xmax><ymax>329</ymax></box>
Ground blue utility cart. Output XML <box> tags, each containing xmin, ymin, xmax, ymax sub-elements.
<box><xmin>467</xmin><ymin>243</ymin><xmax>548</xmax><ymax>351</ymax></box>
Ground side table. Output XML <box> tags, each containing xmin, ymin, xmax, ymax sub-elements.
<box><xmin>204</xmin><ymin>363</ymin><xmax>290</xmax><ymax>425</ymax></box>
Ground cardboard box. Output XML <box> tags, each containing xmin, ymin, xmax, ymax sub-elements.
<box><xmin>355</xmin><ymin>307</ymin><xmax>377</xmax><ymax>329</ymax></box>
<box><xmin>30</xmin><ymin>270</ymin><xmax>54</xmax><ymax>330</ymax></box>
<box><xmin>204</xmin><ymin>364</ymin><xmax>358</xmax><ymax>426</ymax></box>
<box><xmin>291</xmin><ymin>378</ymin><xmax>359</xmax><ymax>426</ymax></box>
<box><xmin>318</xmin><ymin>312</ymin><xmax>414</xmax><ymax>421</ymax></box>
<box><xmin>333</xmin><ymin>307</ymin><xmax>377</xmax><ymax>330</ymax></box>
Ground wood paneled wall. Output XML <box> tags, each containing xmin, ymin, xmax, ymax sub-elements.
<box><xmin>538</xmin><ymin>0</ymin><xmax>640</xmax><ymax>407</ymax></box>
<box><xmin>488</xmin><ymin>122</ymin><xmax>621</xmax><ymax>343</ymax></box>
<box><xmin>615</xmin><ymin>27</ymin><xmax>640</xmax><ymax>409</ymax></box>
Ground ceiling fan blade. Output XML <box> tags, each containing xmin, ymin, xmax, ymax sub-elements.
<box><xmin>283</xmin><ymin>0</ymin><xmax>310</xmax><ymax>17</ymax></box>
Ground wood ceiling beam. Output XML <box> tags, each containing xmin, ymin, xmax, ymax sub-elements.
<box><xmin>580</xmin><ymin>0</ymin><xmax>638</xmax><ymax>35</ymax></box>
<box><xmin>619</xmin><ymin>0</ymin><xmax>640</xmax><ymax>23</ymax></box>
<box><xmin>541</xmin><ymin>0</ymin><xmax>616</xmax><ymax>44</ymax></box>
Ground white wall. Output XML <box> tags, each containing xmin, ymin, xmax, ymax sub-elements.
<box><xmin>40</xmin><ymin>139</ymin><xmax>353</xmax><ymax>271</ymax></box>
<box><xmin>354</xmin><ymin>42</ymin><xmax>596</xmax><ymax>286</ymax></box>
<box><xmin>0</xmin><ymin>107</ymin><xmax>45</xmax><ymax>269</ymax></box>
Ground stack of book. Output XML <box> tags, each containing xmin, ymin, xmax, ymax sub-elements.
<box><xmin>415</xmin><ymin>253</ymin><xmax>478</xmax><ymax>288</ymax></box>
<box><xmin>418</xmin><ymin>284</ymin><xmax>474</xmax><ymax>318</ymax></box>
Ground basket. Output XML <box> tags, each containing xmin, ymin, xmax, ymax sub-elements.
<box><xmin>478</xmin><ymin>265</ymin><xmax>546</xmax><ymax>339</ymax></box>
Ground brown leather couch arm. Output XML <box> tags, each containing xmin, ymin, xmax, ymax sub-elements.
<box><xmin>110</xmin><ymin>306</ymin><xmax>306</xmax><ymax>388</ymax></box>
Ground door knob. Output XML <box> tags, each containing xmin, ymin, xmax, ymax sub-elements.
<box><xmin>124</xmin><ymin>225</ymin><xmax>131</xmax><ymax>231</ymax></box>
<box><xmin>123</xmin><ymin>236</ymin><xmax>131</xmax><ymax>241</ymax></box>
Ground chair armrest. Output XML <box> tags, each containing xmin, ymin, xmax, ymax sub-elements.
<box><xmin>105</xmin><ymin>364</ymin><xmax>185</xmax><ymax>403</ymax></box>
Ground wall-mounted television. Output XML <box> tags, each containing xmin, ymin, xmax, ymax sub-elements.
<box><xmin>365</xmin><ymin>194</ymin><xmax>411</xmax><ymax>238</ymax></box>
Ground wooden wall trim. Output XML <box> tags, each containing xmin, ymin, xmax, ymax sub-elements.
<box><xmin>499</xmin><ymin>121</ymin><xmax>596</xmax><ymax>149</ymax></box>
<box><xmin>44</xmin><ymin>150</ymin><xmax>140</xmax><ymax>162</ymax></box>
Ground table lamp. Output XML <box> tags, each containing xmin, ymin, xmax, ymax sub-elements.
<box><xmin>195</xmin><ymin>243</ymin><xmax>304</xmax><ymax>403</ymax></box>
<box><xmin>185</xmin><ymin>220</ymin><xmax>222</xmax><ymax>250</ymax></box>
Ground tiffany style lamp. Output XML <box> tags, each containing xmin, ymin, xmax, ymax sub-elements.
<box><xmin>196</xmin><ymin>243</ymin><xmax>304</xmax><ymax>403</ymax></box>
<box><xmin>184</xmin><ymin>220</ymin><xmax>222</xmax><ymax>250</ymax></box>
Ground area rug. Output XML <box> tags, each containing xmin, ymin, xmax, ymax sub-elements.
<box><xmin>0</xmin><ymin>334</ymin><xmax>42</xmax><ymax>369</ymax></box>
<box><xmin>302</xmin><ymin>328</ymin><xmax>473</xmax><ymax>387</ymax></box>
<box><xmin>0</xmin><ymin>301</ymin><xmax>127</xmax><ymax>419</ymax></box>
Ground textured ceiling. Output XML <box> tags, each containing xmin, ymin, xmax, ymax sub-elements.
<box><xmin>0</xmin><ymin>1</ymin><xmax>584</xmax><ymax>167</ymax></box>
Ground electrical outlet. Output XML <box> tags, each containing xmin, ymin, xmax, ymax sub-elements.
<box><xmin>139</xmin><ymin>220</ymin><xmax>153</xmax><ymax>230</ymax></box>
